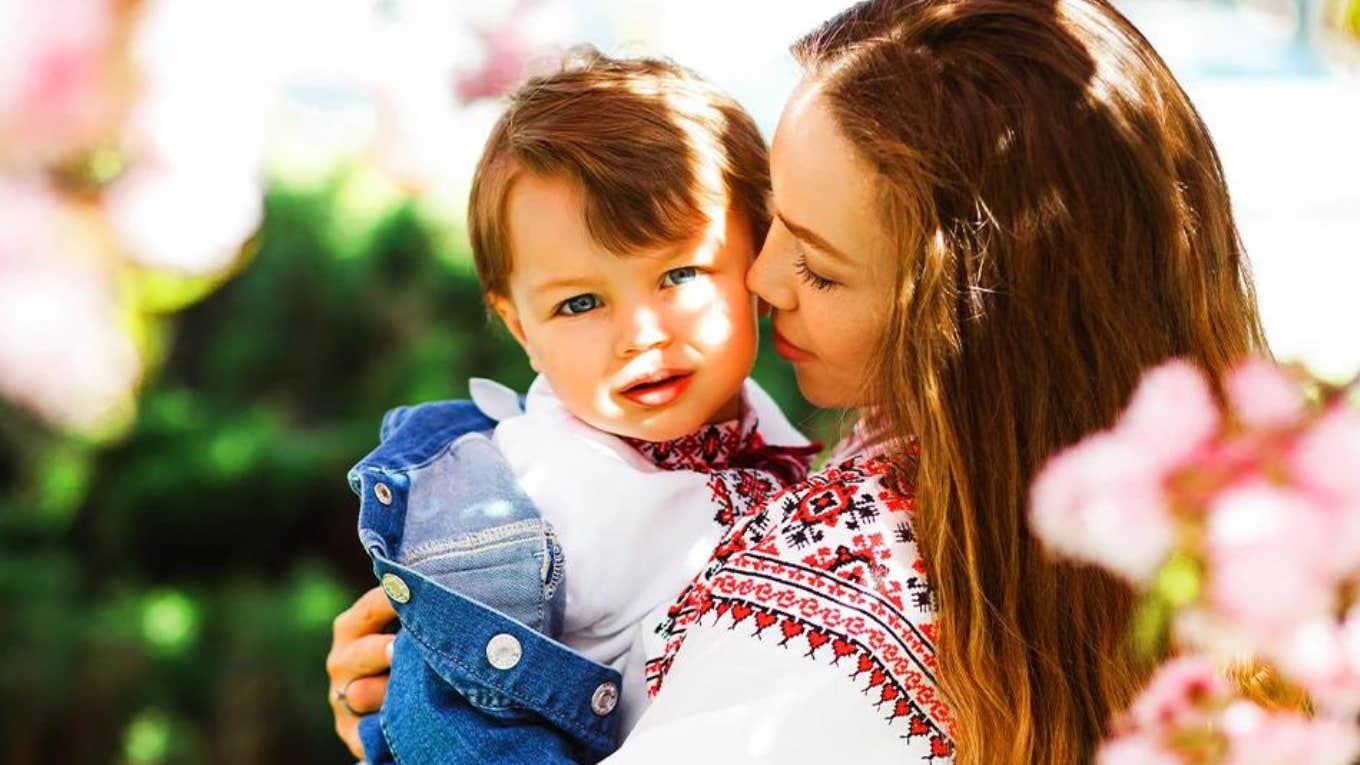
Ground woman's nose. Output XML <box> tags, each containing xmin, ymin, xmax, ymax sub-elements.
<box><xmin>615</xmin><ymin>305</ymin><xmax>672</xmax><ymax>358</ymax></box>
<box><xmin>746</xmin><ymin>236</ymin><xmax>797</xmax><ymax>312</ymax></box>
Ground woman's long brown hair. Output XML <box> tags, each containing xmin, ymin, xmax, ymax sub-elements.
<box><xmin>794</xmin><ymin>1</ymin><xmax>1268</xmax><ymax>761</ymax></box>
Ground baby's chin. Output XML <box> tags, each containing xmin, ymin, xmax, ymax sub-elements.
<box><xmin>581</xmin><ymin>404</ymin><xmax>721</xmax><ymax>444</ymax></box>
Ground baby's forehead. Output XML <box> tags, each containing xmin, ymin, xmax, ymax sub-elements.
<box><xmin>507</xmin><ymin>174</ymin><xmax>730</xmax><ymax>267</ymax></box>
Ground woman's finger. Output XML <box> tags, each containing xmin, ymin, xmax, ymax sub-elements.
<box><xmin>332</xmin><ymin>586</ymin><xmax>397</xmax><ymax>642</ymax></box>
<box><xmin>328</xmin><ymin>656</ymin><xmax>390</xmax><ymax>759</ymax></box>
<box><xmin>334</xmin><ymin>707</ymin><xmax>363</xmax><ymax>760</ymax></box>
<box><xmin>327</xmin><ymin>588</ymin><xmax>397</xmax><ymax>759</ymax></box>
<box><xmin>340</xmin><ymin>674</ymin><xmax>389</xmax><ymax>716</ymax></box>
<box><xmin>327</xmin><ymin>632</ymin><xmax>396</xmax><ymax>684</ymax></box>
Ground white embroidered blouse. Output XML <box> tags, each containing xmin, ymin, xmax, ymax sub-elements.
<box><xmin>605</xmin><ymin>433</ymin><xmax>958</xmax><ymax>763</ymax></box>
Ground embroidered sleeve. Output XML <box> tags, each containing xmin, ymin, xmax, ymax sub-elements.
<box><xmin>646</xmin><ymin>454</ymin><xmax>957</xmax><ymax>760</ymax></box>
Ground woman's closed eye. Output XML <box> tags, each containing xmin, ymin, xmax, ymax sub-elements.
<box><xmin>661</xmin><ymin>266</ymin><xmax>700</xmax><ymax>288</ymax></box>
<box><xmin>555</xmin><ymin>293</ymin><xmax>602</xmax><ymax>316</ymax></box>
<box><xmin>794</xmin><ymin>251</ymin><xmax>837</xmax><ymax>290</ymax></box>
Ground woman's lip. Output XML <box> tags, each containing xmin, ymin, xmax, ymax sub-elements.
<box><xmin>619</xmin><ymin>372</ymin><xmax>695</xmax><ymax>408</ymax></box>
<box><xmin>772</xmin><ymin>328</ymin><xmax>815</xmax><ymax>362</ymax></box>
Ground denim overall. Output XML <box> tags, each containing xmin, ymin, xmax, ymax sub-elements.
<box><xmin>348</xmin><ymin>399</ymin><xmax>621</xmax><ymax>764</ymax></box>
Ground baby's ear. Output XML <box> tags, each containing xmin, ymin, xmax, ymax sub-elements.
<box><xmin>489</xmin><ymin>294</ymin><xmax>539</xmax><ymax>372</ymax></box>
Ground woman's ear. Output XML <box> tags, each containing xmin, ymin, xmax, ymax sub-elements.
<box><xmin>489</xmin><ymin>294</ymin><xmax>540</xmax><ymax>372</ymax></box>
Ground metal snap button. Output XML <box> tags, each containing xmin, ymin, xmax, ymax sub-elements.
<box><xmin>374</xmin><ymin>482</ymin><xmax>393</xmax><ymax>505</ymax></box>
<box><xmin>590</xmin><ymin>681</ymin><xmax>618</xmax><ymax>716</ymax></box>
<box><xmin>486</xmin><ymin>633</ymin><xmax>522</xmax><ymax>670</ymax></box>
<box><xmin>380</xmin><ymin>573</ymin><xmax>410</xmax><ymax>604</ymax></box>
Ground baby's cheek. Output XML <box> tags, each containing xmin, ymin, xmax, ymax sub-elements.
<box><xmin>684</xmin><ymin>300</ymin><xmax>741</xmax><ymax>351</ymax></box>
<box><xmin>716</xmin><ymin>278</ymin><xmax>760</xmax><ymax>339</ymax></box>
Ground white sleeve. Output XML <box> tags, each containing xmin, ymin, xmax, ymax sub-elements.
<box><xmin>602</xmin><ymin>625</ymin><xmax>922</xmax><ymax>764</ymax></box>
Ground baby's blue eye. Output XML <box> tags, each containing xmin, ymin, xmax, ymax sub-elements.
<box><xmin>662</xmin><ymin>267</ymin><xmax>700</xmax><ymax>287</ymax></box>
<box><xmin>557</xmin><ymin>294</ymin><xmax>601</xmax><ymax>316</ymax></box>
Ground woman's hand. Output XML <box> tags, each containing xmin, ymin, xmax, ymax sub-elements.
<box><xmin>326</xmin><ymin>586</ymin><xmax>397</xmax><ymax>759</ymax></box>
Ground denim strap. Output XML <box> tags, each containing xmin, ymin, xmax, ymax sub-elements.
<box><xmin>373</xmin><ymin>556</ymin><xmax>621</xmax><ymax>758</ymax></box>
<box><xmin>356</xmin><ymin>712</ymin><xmax>394</xmax><ymax>764</ymax></box>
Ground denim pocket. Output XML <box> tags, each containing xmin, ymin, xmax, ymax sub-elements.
<box><xmin>400</xmin><ymin>519</ymin><xmax>560</xmax><ymax>635</ymax></box>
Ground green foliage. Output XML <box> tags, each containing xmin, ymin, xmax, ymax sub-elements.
<box><xmin>0</xmin><ymin>168</ymin><xmax>823</xmax><ymax>763</ymax></box>
<box><xmin>1130</xmin><ymin>551</ymin><xmax>1205</xmax><ymax>661</ymax></box>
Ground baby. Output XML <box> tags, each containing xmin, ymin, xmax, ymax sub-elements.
<box><xmin>348</xmin><ymin>49</ymin><xmax>816</xmax><ymax>764</ymax></box>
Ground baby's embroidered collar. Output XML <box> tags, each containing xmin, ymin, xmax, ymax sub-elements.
<box><xmin>621</xmin><ymin>401</ymin><xmax>762</xmax><ymax>473</ymax></box>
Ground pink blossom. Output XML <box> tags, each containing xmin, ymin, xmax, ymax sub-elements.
<box><xmin>104</xmin><ymin>165</ymin><xmax>261</xmax><ymax>275</ymax></box>
<box><xmin>1116</xmin><ymin>360</ymin><xmax>1221</xmax><ymax>472</ymax></box>
<box><xmin>1290</xmin><ymin>407</ymin><xmax>1360</xmax><ymax>511</ymax></box>
<box><xmin>100</xmin><ymin>0</ymin><xmax>268</xmax><ymax>275</ymax></box>
<box><xmin>0</xmin><ymin>178</ymin><xmax>140</xmax><ymax>431</ymax></box>
<box><xmin>1030</xmin><ymin>430</ymin><xmax>1175</xmax><ymax>583</ymax></box>
<box><xmin>1227</xmin><ymin>360</ymin><xmax>1306</xmax><ymax>429</ymax></box>
<box><xmin>1098</xmin><ymin>732</ymin><xmax>1184</xmax><ymax>765</ymax></box>
<box><xmin>0</xmin><ymin>0</ymin><xmax>122</xmax><ymax>165</ymax></box>
<box><xmin>1220</xmin><ymin>701</ymin><xmax>1360</xmax><ymax>765</ymax></box>
<box><xmin>1275</xmin><ymin>608</ymin><xmax>1360</xmax><ymax>716</ymax></box>
<box><xmin>455</xmin><ymin>10</ymin><xmax>536</xmax><ymax>103</ymax></box>
<box><xmin>1205</xmin><ymin>480</ymin><xmax>1337</xmax><ymax>641</ymax></box>
<box><xmin>1287</xmin><ymin>407</ymin><xmax>1360</xmax><ymax>576</ymax></box>
<box><xmin>1127</xmin><ymin>655</ymin><xmax>1226</xmax><ymax>732</ymax></box>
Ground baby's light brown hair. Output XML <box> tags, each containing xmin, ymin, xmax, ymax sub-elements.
<box><xmin>467</xmin><ymin>46</ymin><xmax>771</xmax><ymax>299</ymax></box>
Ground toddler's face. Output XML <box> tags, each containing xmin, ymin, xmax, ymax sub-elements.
<box><xmin>493</xmin><ymin>173</ymin><xmax>758</xmax><ymax>442</ymax></box>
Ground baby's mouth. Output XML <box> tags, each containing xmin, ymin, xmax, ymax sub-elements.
<box><xmin>618</xmin><ymin>371</ymin><xmax>695</xmax><ymax>408</ymax></box>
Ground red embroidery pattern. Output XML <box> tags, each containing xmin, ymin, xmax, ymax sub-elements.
<box><xmin>624</xmin><ymin>418</ymin><xmax>756</xmax><ymax>473</ymax></box>
<box><xmin>623</xmin><ymin>406</ymin><xmax>821</xmax><ymax>486</ymax></box>
<box><xmin>647</xmin><ymin>453</ymin><xmax>957</xmax><ymax>759</ymax></box>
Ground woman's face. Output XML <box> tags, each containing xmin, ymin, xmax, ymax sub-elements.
<box><xmin>747</xmin><ymin>83</ymin><xmax>898</xmax><ymax>409</ymax></box>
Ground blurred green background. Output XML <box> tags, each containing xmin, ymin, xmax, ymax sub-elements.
<box><xmin>0</xmin><ymin>169</ymin><xmax>822</xmax><ymax>764</ymax></box>
<box><xmin>1</xmin><ymin>0</ymin><xmax>1355</xmax><ymax>762</ymax></box>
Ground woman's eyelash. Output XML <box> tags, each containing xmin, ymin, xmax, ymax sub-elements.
<box><xmin>794</xmin><ymin>253</ymin><xmax>837</xmax><ymax>290</ymax></box>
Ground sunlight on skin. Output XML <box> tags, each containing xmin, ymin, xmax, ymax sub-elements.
<box><xmin>482</xmin><ymin>62</ymin><xmax>764</xmax><ymax>442</ymax></box>
<box><xmin>494</xmin><ymin>174</ymin><xmax>758</xmax><ymax>442</ymax></box>
<box><xmin>749</xmin><ymin>82</ymin><xmax>896</xmax><ymax>409</ymax></box>
<box><xmin>676</xmin><ymin>211</ymin><xmax>741</xmax><ymax>350</ymax></box>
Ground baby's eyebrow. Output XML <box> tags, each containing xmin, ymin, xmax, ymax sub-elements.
<box><xmin>530</xmin><ymin>276</ymin><xmax>596</xmax><ymax>295</ymax></box>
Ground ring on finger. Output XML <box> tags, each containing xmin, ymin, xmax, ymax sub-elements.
<box><xmin>332</xmin><ymin>682</ymin><xmax>363</xmax><ymax>717</ymax></box>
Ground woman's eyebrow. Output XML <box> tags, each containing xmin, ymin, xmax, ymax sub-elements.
<box><xmin>775</xmin><ymin>212</ymin><xmax>852</xmax><ymax>265</ymax></box>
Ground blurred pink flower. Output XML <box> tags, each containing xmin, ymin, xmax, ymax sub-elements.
<box><xmin>1128</xmin><ymin>655</ymin><xmax>1226</xmax><ymax>732</ymax></box>
<box><xmin>101</xmin><ymin>0</ymin><xmax>267</xmax><ymax>275</ymax></box>
<box><xmin>1205</xmin><ymin>480</ymin><xmax>1337</xmax><ymax>641</ymax></box>
<box><xmin>105</xmin><ymin>165</ymin><xmax>262</xmax><ymax>275</ymax></box>
<box><xmin>1034</xmin><ymin>356</ymin><xmax>1360</xmax><ymax>760</ymax></box>
<box><xmin>1030</xmin><ymin>430</ymin><xmax>1175</xmax><ymax>583</ymax></box>
<box><xmin>1098</xmin><ymin>732</ymin><xmax>1184</xmax><ymax>765</ymax></box>
<box><xmin>1227</xmin><ymin>361</ymin><xmax>1306</xmax><ymax>430</ymax></box>
<box><xmin>1290</xmin><ymin>406</ymin><xmax>1360</xmax><ymax>510</ymax></box>
<box><xmin>0</xmin><ymin>0</ymin><xmax>122</xmax><ymax>165</ymax></box>
<box><xmin>455</xmin><ymin>0</ymin><xmax>543</xmax><ymax>104</ymax></box>
<box><xmin>1276</xmin><ymin>608</ymin><xmax>1360</xmax><ymax>716</ymax></box>
<box><xmin>1299</xmin><ymin>420</ymin><xmax>1360</xmax><ymax>576</ymax></box>
<box><xmin>0</xmin><ymin>178</ymin><xmax>140</xmax><ymax>431</ymax></box>
<box><xmin>1220</xmin><ymin>701</ymin><xmax>1360</xmax><ymax>765</ymax></box>
<box><xmin>1116</xmin><ymin>360</ymin><xmax>1221</xmax><ymax>472</ymax></box>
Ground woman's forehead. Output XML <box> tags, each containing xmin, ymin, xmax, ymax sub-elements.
<box><xmin>771</xmin><ymin>82</ymin><xmax>888</xmax><ymax>270</ymax></box>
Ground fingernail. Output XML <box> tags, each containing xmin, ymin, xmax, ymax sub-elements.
<box><xmin>386</xmin><ymin>637</ymin><xmax>395</xmax><ymax>660</ymax></box>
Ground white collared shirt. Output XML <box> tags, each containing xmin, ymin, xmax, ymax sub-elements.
<box><xmin>470</xmin><ymin>375</ymin><xmax>812</xmax><ymax>733</ymax></box>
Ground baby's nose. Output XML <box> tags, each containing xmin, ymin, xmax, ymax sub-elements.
<box><xmin>615</xmin><ymin>306</ymin><xmax>672</xmax><ymax>357</ymax></box>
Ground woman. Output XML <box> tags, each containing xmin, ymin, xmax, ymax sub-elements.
<box><xmin>327</xmin><ymin>0</ymin><xmax>1266</xmax><ymax>761</ymax></box>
